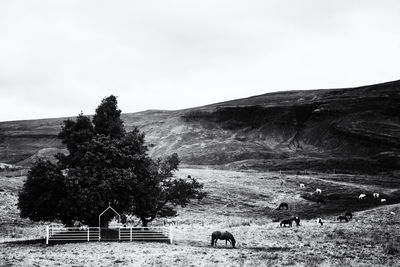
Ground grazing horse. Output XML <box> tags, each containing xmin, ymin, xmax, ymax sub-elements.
<box><xmin>211</xmin><ymin>231</ymin><xmax>236</xmax><ymax>248</ymax></box>
<box><xmin>291</xmin><ymin>216</ymin><xmax>300</xmax><ymax>226</ymax></box>
<box><xmin>280</xmin><ymin>219</ymin><xmax>293</xmax><ymax>227</ymax></box>
<box><xmin>337</xmin><ymin>215</ymin><xmax>349</xmax><ymax>222</ymax></box>
<box><xmin>345</xmin><ymin>212</ymin><xmax>352</xmax><ymax>219</ymax></box>
<box><xmin>316</xmin><ymin>218</ymin><xmax>324</xmax><ymax>226</ymax></box>
<box><xmin>277</xmin><ymin>203</ymin><xmax>289</xmax><ymax>210</ymax></box>
<box><xmin>373</xmin><ymin>193</ymin><xmax>379</xmax><ymax>199</ymax></box>
<box><xmin>316</xmin><ymin>198</ymin><xmax>326</xmax><ymax>205</ymax></box>
<box><xmin>381</xmin><ymin>198</ymin><xmax>387</xmax><ymax>203</ymax></box>
<box><xmin>299</xmin><ymin>183</ymin><xmax>305</xmax><ymax>188</ymax></box>
<box><xmin>315</xmin><ymin>189</ymin><xmax>322</xmax><ymax>194</ymax></box>
<box><xmin>359</xmin><ymin>194</ymin><xmax>366</xmax><ymax>200</ymax></box>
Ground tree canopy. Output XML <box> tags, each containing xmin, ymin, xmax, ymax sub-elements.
<box><xmin>18</xmin><ymin>95</ymin><xmax>205</xmax><ymax>226</ymax></box>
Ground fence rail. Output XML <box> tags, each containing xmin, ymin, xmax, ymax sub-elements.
<box><xmin>46</xmin><ymin>225</ymin><xmax>173</xmax><ymax>245</ymax></box>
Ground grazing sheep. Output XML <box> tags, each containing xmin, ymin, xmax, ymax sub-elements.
<box><xmin>390</xmin><ymin>211</ymin><xmax>395</xmax><ymax>215</ymax></box>
<box><xmin>300</xmin><ymin>183</ymin><xmax>305</xmax><ymax>188</ymax></box>
<box><xmin>359</xmin><ymin>194</ymin><xmax>366</xmax><ymax>200</ymax></box>
<box><xmin>316</xmin><ymin>218</ymin><xmax>324</xmax><ymax>226</ymax></box>
<box><xmin>373</xmin><ymin>193</ymin><xmax>379</xmax><ymax>199</ymax></box>
<box><xmin>315</xmin><ymin>189</ymin><xmax>322</xmax><ymax>194</ymax></box>
<box><xmin>381</xmin><ymin>198</ymin><xmax>387</xmax><ymax>203</ymax></box>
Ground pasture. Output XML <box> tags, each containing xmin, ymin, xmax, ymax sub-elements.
<box><xmin>1</xmin><ymin>168</ymin><xmax>400</xmax><ymax>266</ymax></box>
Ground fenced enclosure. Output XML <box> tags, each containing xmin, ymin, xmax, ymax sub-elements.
<box><xmin>46</xmin><ymin>225</ymin><xmax>173</xmax><ymax>245</ymax></box>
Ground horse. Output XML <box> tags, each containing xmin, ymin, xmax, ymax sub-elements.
<box><xmin>277</xmin><ymin>203</ymin><xmax>289</xmax><ymax>210</ymax></box>
<box><xmin>373</xmin><ymin>192</ymin><xmax>379</xmax><ymax>199</ymax></box>
<box><xmin>315</xmin><ymin>189</ymin><xmax>322</xmax><ymax>194</ymax></box>
<box><xmin>211</xmin><ymin>231</ymin><xmax>236</xmax><ymax>248</ymax></box>
<box><xmin>345</xmin><ymin>212</ymin><xmax>352</xmax><ymax>219</ymax></box>
<box><xmin>291</xmin><ymin>216</ymin><xmax>300</xmax><ymax>226</ymax></box>
<box><xmin>316</xmin><ymin>218</ymin><xmax>324</xmax><ymax>226</ymax></box>
<box><xmin>299</xmin><ymin>183</ymin><xmax>305</xmax><ymax>188</ymax></box>
<box><xmin>316</xmin><ymin>198</ymin><xmax>326</xmax><ymax>205</ymax></box>
<box><xmin>280</xmin><ymin>219</ymin><xmax>293</xmax><ymax>227</ymax></box>
<box><xmin>337</xmin><ymin>215</ymin><xmax>348</xmax><ymax>222</ymax></box>
<box><xmin>359</xmin><ymin>194</ymin><xmax>366</xmax><ymax>200</ymax></box>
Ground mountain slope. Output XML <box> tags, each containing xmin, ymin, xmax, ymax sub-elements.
<box><xmin>1</xmin><ymin>80</ymin><xmax>400</xmax><ymax>173</ymax></box>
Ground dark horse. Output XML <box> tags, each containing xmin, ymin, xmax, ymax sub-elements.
<box><xmin>337</xmin><ymin>215</ymin><xmax>349</xmax><ymax>222</ymax></box>
<box><xmin>211</xmin><ymin>231</ymin><xmax>236</xmax><ymax>248</ymax></box>
<box><xmin>345</xmin><ymin>212</ymin><xmax>352</xmax><ymax>219</ymax></box>
<box><xmin>291</xmin><ymin>216</ymin><xmax>300</xmax><ymax>226</ymax></box>
<box><xmin>280</xmin><ymin>219</ymin><xmax>293</xmax><ymax>227</ymax></box>
<box><xmin>277</xmin><ymin>203</ymin><xmax>289</xmax><ymax>210</ymax></box>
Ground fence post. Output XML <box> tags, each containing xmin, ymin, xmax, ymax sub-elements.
<box><xmin>130</xmin><ymin>227</ymin><xmax>132</xmax><ymax>242</ymax></box>
<box><xmin>169</xmin><ymin>225</ymin><xmax>173</xmax><ymax>244</ymax></box>
<box><xmin>99</xmin><ymin>227</ymin><xmax>101</xmax><ymax>241</ymax></box>
<box><xmin>46</xmin><ymin>225</ymin><xmax>49</xmax><ymax>245</ymax></box>
<box><xmin>118</xmin><ymin>228</ymin><xmax>120</xmax><ymax>241</ymax></box>
<box><xmin>87</xmin><ymin>228</ymin><xmax>90</xmax><ymax>242</ymax></box>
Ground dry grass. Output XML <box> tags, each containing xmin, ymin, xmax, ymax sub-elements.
<box><xmin>1</xmin><ymin>168</ymin><xmax>400</xmax><ymax>266</ymax></box>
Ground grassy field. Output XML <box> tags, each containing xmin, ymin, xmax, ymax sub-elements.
<box><xmin>1</xmin><ymin>168</ymin><xmax>400</xmax><ymax>266</ymax></box>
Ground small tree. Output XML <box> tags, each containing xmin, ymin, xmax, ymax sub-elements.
<box><xmin>18</xmin><ymin>160</ymin><xmax>66</xmax><ymax>222</ymax></box>
<box><xmin>18</xmin><ymin>95</ymin><xmax>205</xmax><ymax>226</ymax></box>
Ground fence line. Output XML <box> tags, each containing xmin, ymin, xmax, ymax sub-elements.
<box><xmin>46</xmin><ymin>225</ymin><xmax>172</xmax><ymax>245</ymax></box>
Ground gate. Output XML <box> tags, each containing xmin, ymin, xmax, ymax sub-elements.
<box><xmin>46</xmin><ymin>225</ymin><xmax>173</xmax><ymax>244</ymax></box>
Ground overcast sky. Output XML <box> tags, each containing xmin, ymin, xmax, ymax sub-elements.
<box><xmin>1</xmin><ymin>1</ymin><xmax>400</xmax><ymax>122</ymax></box>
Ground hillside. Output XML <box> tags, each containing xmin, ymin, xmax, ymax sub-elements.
<box><xmin>1</xmin><ymin>80</ymin><xmax>400</xmax><ymax>173</ymax></box>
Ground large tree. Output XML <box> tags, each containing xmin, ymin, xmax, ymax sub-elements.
<box><xmin>18</xmin><ymin>95</ymin><xmax>205</xmax><ymax>226</ymax></box>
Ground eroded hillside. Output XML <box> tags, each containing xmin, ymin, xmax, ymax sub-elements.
<box><xmin>1</xmin><ymin>80</ymin><xmax>400</xmax><ymax>173</ymax></box>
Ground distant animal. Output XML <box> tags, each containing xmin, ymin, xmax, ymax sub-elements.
<box><xmin>390</xmin><ymin>211</ymin><xmax>395</xmax><ymax>215</ymax></box>
<box><xmin>300</xmin><ymin>183</ymin><xmax>305</xmax><ymax>188</ymax></box>
<box><xmin>373</xmin><ymin>193</ymin><xmax>379</xmax><ymax>199</ymax></box>
<box><xmin>277</xmin><ymin>203</ymin><xmax>289</xmax><ymax>210</ymax></box>
<box><xmin>316</xmin><ymin>218</ymin><xmax>324</xmax><ymax>226</ymax></box>
<box><xmin>211</xmin><ymin>231</ymin><xmax>236</xmax><ymax>248</ymax></box>
<box><xmin>381</xmin><ymin>198</ymin><xmax>387</xmax><ymax>203</ymax></box>
<box><xmin>345</xmin><ymin>212</ymin><xmax>352</xmax><ymax>219</ymax></box>
<box><xmin>337</xmin><ymin>215</ymin><xmax>349</xmax><ymax>222</ymax></box>
<box><xmin>291</xmin><ymin>216</ymin><xmax>300</xmax><ymax>226</ymax></box>
<box><xmin>164</xmin><ymin>218</ymin><xmax>177</xmax><ymax>226</ymax></box>
<box><xmin>280</xmin><ymin>219</ymin><xmax>293</xmax><ymax>227</ymax></box>
<box><xmin>315</xmin><ymin>189</ymin><xmax>322</xmax><ymax>194</ymax></box>
<box><xmin>316</xmin><ymin>198</ymin><xmax>326</xmax><ymax>205</ymax></box>
<box><xmin>359</xmin><ymin>194</ymin><xmax>366</xmax><ymax>200</ymax></box>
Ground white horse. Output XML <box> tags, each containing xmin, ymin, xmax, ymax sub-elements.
<box><xmin>315</xmin><ymin>188</ymin><xmax>322</xmax><ymax>194</ymax></box>
<box><xmin>373</xmin><ymin>193</ymin><xmax>379</xmax><ymax>198</ymax></box>
<box><xmin>300</xmin><ymin>183</ymin><xmax>305</xmax><ymax>188</ymax></box>
<box><xmin>359</xmin><ymin>194</ymin><xmax>366</xmax><ymax>200</ymax></box>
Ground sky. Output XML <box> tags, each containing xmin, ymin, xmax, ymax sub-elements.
<box><xmin>1</xmin><ymin>0</ymin><xmax>400</xmax><ymax>122</ymax></box>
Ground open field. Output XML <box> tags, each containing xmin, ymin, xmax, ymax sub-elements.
<box><xmin>1</xmin><ymin>168</ymin><xmax>400</xmax><ymax>266</ymax></box>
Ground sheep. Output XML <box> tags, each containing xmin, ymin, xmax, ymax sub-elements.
<box><xmin>300</xmin><ymin>183</ymin><xmax>305</xmax><ymax>188</ymax></box>
<box><xmin>315</xmin><ymin>188</ymin><xmax>322</xmax><ymax>194</ymax></box>
<box><xmin>381</xmin><ymin>198</ymin><xmax>387</xmax><ymax>204</ymax></box>
<box><xmin>316</xmin><ymin>218</ymin><xmax>324</xmax><ymax>226</ymax></box>
<box><xmin>359</xmin><ymin>194</ymin><xmax>366</xmax><ymax>200</ymax></box>
<box><xmin>373</xmin><ymin>193</ymin><xmax>379</xmax><ymax>198</ymax></box>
